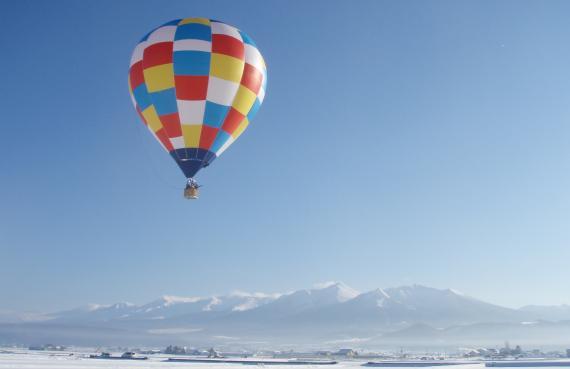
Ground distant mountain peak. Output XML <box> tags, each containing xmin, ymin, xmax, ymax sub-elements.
<box><xmin>348</xmin><ymin>288</ymin><xmax>391</xmax><ymax>309</ymax></box>
<box><xmin>370</xmin><ymin>288</ymin><xmax>390</xmax><ymax>298</ymax></box>
<box><xmin>159</xmin><ymin>295</ymin><xmax>204</xmax><ymax>306</ymax></box>
<box><xmin>312</xmin><ymin>281</ymin><xmax>360</xmax><ymax>302</ymax></box>
<box><xmin>73</xmin><ymin>302</ymin><xmax>134</xmax><ymax>312</ymax></box>
<box><xmin>313</xmin><ymin>281</ymin><xmax>345</xmax><ymax>289</ymax></box>
<box><xmin>448</xmin><ymin>288</ymin><xmax>465</xmax><ymax>296</ymax></box>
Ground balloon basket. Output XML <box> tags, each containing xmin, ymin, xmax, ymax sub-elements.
<box><xmin>184</xmin><ymin>185</ymin><xmax>199</xmax><ymax>199</ymax></box>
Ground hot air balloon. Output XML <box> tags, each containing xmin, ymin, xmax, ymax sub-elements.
<box><xmin>128</xmin><ymin>18</ymin><xmax>267</xmax><ymax>199</ymax></box>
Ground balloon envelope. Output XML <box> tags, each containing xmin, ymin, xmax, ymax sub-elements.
<box><xmin>128</xmin><ymin>18</ymin><xmax>267</xmax><ymax>179</ymax></box>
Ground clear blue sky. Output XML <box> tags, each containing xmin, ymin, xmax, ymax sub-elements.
<box><xmin>1</xmin><ymin>0</ymin><xmax>570</xmax><ymax>312</ymax></box>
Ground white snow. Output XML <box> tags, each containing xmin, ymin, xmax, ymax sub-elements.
<box><xmin>313</xmin><ymin>281</ymin><xmax>342</xmax><ymax>289</ymax></box>
<box><xmin>157</xmin><ymin>295</ymin><xmax>205</xmax><ymax>306</ymax></box>
<box><xmin>0</xmin><ymin>350</ymin><xmax>489</xmax><ymax>369</ymax></box>
<box><xmin>449</xmin><ymin>289</ymin><xmax>465</xmax><ymax>296</ymax></box>
<box><xmin>232</xmin><ymin>298</ymin><xmax>259</xmax><ymax>311</ymax></box>
<box><xmin>203</xmin><ymin>297</ymin><xmax>221</xmax><ymax>311</ymax></box>
<box><xmin>313</xmin><ymin>282</ymin><xmax>360</xmax><ymax>302</ymax></box>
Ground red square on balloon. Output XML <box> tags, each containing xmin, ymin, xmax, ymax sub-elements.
<box><xmin>143</xmin><ymin>42</ymin><xmax>173</xmax><ymax>68</ymax></box>
<box><xmin>221</xmin><ymin>108</ymin><xmax>245</xmax><ymax>135</ymax></box>
<box><xmin>160</xmin><ymin>113</ymin><xmax>182</xmax><ymax>137</ymax></box>
<box><xmin>212</xmin><ymin>34</ymin><xmax>245</xmax><ymax>60</ymax></box>
<box><xmin>175</xmin><ymin>76</ymin><xmax>209</xmax><ymax>100</ymax></box>
<box><xmin>155</xmin><ymin>128</ymin><xmax>174</xmax><ymax>151</ymax></box>
<box><xmin>199</xmin><ymin>125</ymin><xmax>219</xmax><ymax>150</ymax></box>
<box><xmin>240</xmin><ymin>63</ymin><xmax>262</xmax><ymax>94</ymax></box>
<box><xmin>129</xmin><ymin>61</ymin><xmax>145</xmax><ymax>89</ymax></box>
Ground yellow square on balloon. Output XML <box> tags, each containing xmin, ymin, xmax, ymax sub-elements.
<box><xmin>179</xmin><ymin>17</ymin><xmax>210</xmax><ymax>26</ymax></box>
<box><xmin>232</xmin><ymin>85</ymin><xmax>257</xmax><ymax>116</ymax></box>
<box><xmin>182</xmin><ymin>124</ymin><xmax>202</xmax><ymax>147</ymax></box>
<box><xmin>143</xmin><ymin>64</ymin><xmax>175</xmax><ymax>92</ymax></box>
<box><xmin>210</xmin><ymin>54</ymin><xmax>244</xmax><ymax>83</ymax></box>
<box><xmin>141</xmin><ymin>105</ymin><xmax>163</xmax><ymax>132</ymax></box>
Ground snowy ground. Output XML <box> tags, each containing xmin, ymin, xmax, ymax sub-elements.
<box><xmin>0</xmin><ymin>350</ymin><xmax>488</xmax><ymax>369</ymax></box>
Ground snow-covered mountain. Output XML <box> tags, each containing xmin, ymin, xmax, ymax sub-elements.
<box><xmin>257</xmin><ymin>284</ymin><xmax>530</xmax><ymax>338</ymax></box>
<box><xmin>51</xmin><ymin>302</ymin><xmax>137</xmax><ymax>322</ymax></box>
<box><xmin>50</xmin><ymin>292</ymin><xmax>280</xmax><ymax>323</ymax></box>
<box><xmin>1</xmin><ymin>282</ymin><xmax>567</xmax><ymax>348</ymax></box>
<box><xmin>247</xmin><ymin>282</ymin><xmax>359</xmax><ymax>316</ymax></box>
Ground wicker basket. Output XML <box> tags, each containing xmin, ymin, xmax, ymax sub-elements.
<box><xmin>184</xmin><ymin>186</ymin><xmax>199</xmax><ymax>199</ymax></box>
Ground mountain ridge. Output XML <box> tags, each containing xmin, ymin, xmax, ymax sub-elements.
<box><xmin>1</xmin><ymin>282</ymin><xmax>569</xmax><ymax>348</ymax></box>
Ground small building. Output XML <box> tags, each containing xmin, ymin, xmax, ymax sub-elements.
<box><xmin>208</xmin><ymin>348</ymin><xmax>222</xmax><ymax>358</ymax></box>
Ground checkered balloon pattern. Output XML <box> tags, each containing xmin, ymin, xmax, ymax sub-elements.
<box><xmin>128</xmin><ymin>18</ymin><xmax>267</xmax><ymax>179</ymax></box>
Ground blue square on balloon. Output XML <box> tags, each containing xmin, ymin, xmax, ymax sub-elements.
<box><xmin>204</xmin><ymin>101</ymin><xmax>230</xmax><ymax>128</ymax></box>
<box><xmin>210</xmin><ymin>130</ymin><xmax>232</xmax><ymax>153</ymax></box>
<box><xmin>173</xmin><ymin>51</ymin><xmax>211</xmax><ymax>76</ymax></box>
<box><xmin>132</xmin><ymin>84</ymin><xmax>152</xmax><ymax>110</ymax></box>
<box><xmin>150</xmin><ymin>88</ymin><xmax>178</xmax><ymax>115</ymax></box>
<box><xmin>174</xmin><ymin>23</ymin><xmax>211</xmax><ymax>41</ymax></box>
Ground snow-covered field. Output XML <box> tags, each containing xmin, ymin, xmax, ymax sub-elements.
<box><xmin>0</xmin><ymin>353</ymin><xmax>342</xmax><ymax>369</ymax></box>
<box><xmin>0</xmin><ymin>350</ymin><xmax>491</xmax><ymax>369</ymax></box>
